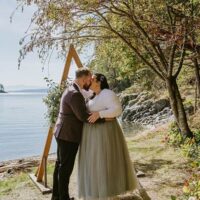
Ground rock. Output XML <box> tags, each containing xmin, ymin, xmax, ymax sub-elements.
<box><xmin>136</xmin><ymin>170</ymin><xmax>146</xmax><ymax>177</ymax></box>
<box><xmin>161</xmin><ymin>107</ymin><xmax>170</xmax><ymax>114</ymax></box>
<box><xmin>120</xmin><ymin>93</ymin><xmax>138</xmax><ymax>109</ymax></box>
<box><xmin>121</xmin><ymin>91</ymin><xmax>172</xmax><ymax>126</ymax></box>
<box><xmin>149</xmin><ymin>108</ymin><xmax>157</xmax><ymax>115</ymax></box>
<box><xmin>118</xmin><ymin>193</ymin><xmax>144</xmax><ymax>200</ymax></box>
<box><xmin>138</xmin><ymin>95</ymin><xmax>149</xmax><ymax>103</ymax></box>
<box><xmin>128</xmin><ymin>99</ymin><xmax>139</xmax><ymax>107</ymax></box>
<box><xmin>188</xmin><ymin>197</ymin><xmax>197</xmax><ymax>200</ymax></box>
<box><xmin>7</xmin><ymin>168</ymin><xmax>14</xmax><ymax>174</ymax></box>
<box><xmin>154</xmin><ymin>99</ymin><xmax>170</xmax><ymax>112</ymax></box>
<box><xmin>0</xmin><ymin>163</ymin><xmax>5</xmax><ymax>167</ymax></box>
<box><xmin>185</xmin><ymin>104</ymin><xmax>194</xmax><ymax>115</ymax></box>
<box><xmin>18</xmin><ymin>159</ymin><xmax>24</xmax><ymax>163</ymax></box>
<box><xmin>142</xmin><ymin>100</ymin><xmax>153</xmax><ymax>109</ymax></box>
<box><xmin>122</xmin><ymin>109</ymin><xmax>135</xmax><ymax>120</ymax></box>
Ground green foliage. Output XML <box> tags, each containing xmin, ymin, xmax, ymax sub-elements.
<box><xmin>184</xmin><ymin>99</ymin><xmax>193</xmax><ymax>107</ymax></box>
<box><xmin>89</xmin><ymin>39</ymin><xmax>137</xmax><ymax>90</ymax></box>
<box><xmin>164</xmin><ymin>122</ymin><xmax>183</xmax><ymax>147</ymax></box>
<box><xmin>43</xmin><ymin>78</ymin><xmax>69</xmax><ymax>125</ymax></box>
<box><xmin>166</xmin><ymin>124</ymin><xmax>200</xmax><ymax>200</ymax></box>
<box><xmin>170</xmin><ymin>196</ymin><xmax>177</xmax><ymax>200</ymax></box>
<box><xmin>165</xmin><ymin>123</ymin><xmax>200</xmax><ymax>165</ymax></box>
<box><xmin>181</xmin><ymin>130</ymin><xmax>200</xmax><ymax>164</ymax></box>
<box><xmin>89</xmin><ymin>39</ymin><xmax>160</xmax><ymax>92</ymax></box>
<box><xmin>178</xmin><ymin>64</ymin><xmax>195</xmax><ymax>87</ymax></box>
<box><xmin>182</xmin><ymin>173</ymin><xmax>200</xmax><ymax>200</ymax></box>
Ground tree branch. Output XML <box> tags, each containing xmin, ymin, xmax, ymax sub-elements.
<box><xmin>174</xmin><ymin>33</ymin><xmax>187</xmax><ymax>78</ymax></box>
<box><xmin>168</xmin><ymin>42</ymin><xmax>177</xmax><ymax>77</ymax></box>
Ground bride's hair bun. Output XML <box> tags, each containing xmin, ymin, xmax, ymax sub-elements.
<box><xmin>95</xmin><ymin>73</ymin><xmax>109</xmax><ymax>90</ymax></box>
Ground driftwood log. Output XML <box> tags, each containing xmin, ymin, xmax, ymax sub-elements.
<box><xmin>0</xmin><ymin>154</ymin><xmax>56</xmax><ymax>173</ymax></box>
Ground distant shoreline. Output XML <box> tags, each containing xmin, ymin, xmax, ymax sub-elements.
<box><xmin>0</xmin><ymin>88</ymin><xmax>48</xmax><ymax>94</ymax></box>
<box><xmin>7</xmin><ymin>88</ymin><xmax>48</xmax><ymax>93</ymax></box>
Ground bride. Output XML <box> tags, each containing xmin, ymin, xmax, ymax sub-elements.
<box><xmin>78</xmin><ymin>73</ymin><xmax>149</xmax><ymax>200</ymax></box>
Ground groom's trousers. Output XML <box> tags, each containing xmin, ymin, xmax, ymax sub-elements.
<box><xmin>52</xmin><ymin>138</ymin><xmax>79</xmax><ymax>200</ymax></box>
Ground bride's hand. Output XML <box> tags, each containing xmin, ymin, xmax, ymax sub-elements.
<box><xmin>88</xmin><ymin>112</ymin><xmax>100</xmax><ymax>123</ymax></box>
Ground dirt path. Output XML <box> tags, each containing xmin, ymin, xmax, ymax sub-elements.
<box><xmin>127</xmin><ymin>124</ymin><xmax>189</xmax><ymax>200</ymax></box>
<box><xmin>0</xmin><ymin>124</ymin><xmax>190</xmax><ymax>200</ymax></box>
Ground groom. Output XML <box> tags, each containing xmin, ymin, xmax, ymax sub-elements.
<box><xmin>51</xmin><ymin>68</ymin><xmax>103</xmax><ymax>200</ymax></box>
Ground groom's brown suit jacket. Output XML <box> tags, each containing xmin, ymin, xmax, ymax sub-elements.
<box><xmin>54</xmin><ymin>83</ymin><xmax>103</xmax><ymax>143</ymax></box>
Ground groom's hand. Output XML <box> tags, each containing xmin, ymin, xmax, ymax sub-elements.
<box><xmin>88</xmin><ymin>112</ymin><xmax>100</xmax><ymax>123</ymax></box>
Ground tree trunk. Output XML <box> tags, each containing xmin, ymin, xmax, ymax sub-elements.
<box><xmin>174</xmin><ymin>81</ymin><xmax>193</xmax><ymax>138</ymax></box>
<box><xmin>166</xmin><ymin>78</ymin><xmax>179</xmax><ymax>122</ymax></box>
<box><xmin>193</xmin><ymin>58</ymin><xmax>200</xmax><ymax>110</ymax></box>
<box><xmin>166</xmin><ymin>77</ymin><xmax>193</xmax><ymax>138</ymax></box>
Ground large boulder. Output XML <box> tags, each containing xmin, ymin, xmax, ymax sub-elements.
<box><xmin>120</xmin><ymin>93</ymin><xmax>138</xmax><ymax>109</ymax></box>
<box><xmin>153</xmin><ymin>99</ymin><xmax>170</xmax><ymax>112</ymax></box>
<box><xmin>121</xmin><ymin>92</ymin><xmax>172</xmax><ymax>125</ymax></box>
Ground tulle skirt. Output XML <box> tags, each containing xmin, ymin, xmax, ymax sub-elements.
<box><xmin>78</xmin><ymin>119</ymin><xmax>140</xmax><ymax>200</ymax></box>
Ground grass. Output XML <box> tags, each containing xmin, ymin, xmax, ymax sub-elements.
<box><xmin>46</xmin><ymin>163</ymin><xmax>55</xmax><ymax>187</ymax></box>
<box><xmin>0</xmin><ymin>163</ymin><xmax>55</xmax><ymax>198</ymax></box>
<box><xmin>0</xmin><ymin>172</ymin><xmax>29</xmax><ymax>196</ymax></box>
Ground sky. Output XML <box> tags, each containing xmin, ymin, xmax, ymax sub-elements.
<box><xmin>0</xmin><ymin>1</ymin><xmax>93</xmax><ymax>90</ymax></box>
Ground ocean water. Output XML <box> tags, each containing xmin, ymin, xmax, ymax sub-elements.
<box><xmin>0</xmin><ymin>93</ymin><xmax>56</xmax><ymax>162</ymax></box>
<box><xmin>0</xmin><ymin>93</ymin><xmax>143</xmax><ymax>162</ymax></box>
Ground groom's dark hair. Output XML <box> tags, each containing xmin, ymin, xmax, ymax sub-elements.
<box><xmin>75</xmin><ymin>67</ymin><xmax>91</xmax><ymax>78</ymax></box>
<box><xmin>95</xmin><ymin>73</ymin><xmax>109</xmax><ymax>90</ymax></box>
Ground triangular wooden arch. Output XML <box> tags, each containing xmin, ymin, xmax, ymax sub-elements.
<box><xmin>29</xmin><ymin>44</ymin><xmax>83</xmax><ymax>194</ymax></box>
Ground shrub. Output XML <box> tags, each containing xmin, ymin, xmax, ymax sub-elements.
<box><xmin>166</xmin><ymin>123</ymin><xmax>200</xmax><ymax>200</ymax></box>
<box><xmin>182</xmin><ymin>173</ymin><xmax>200</xmax><ymax>200</ymax></box>
<box><xmin>164</xmin><ymin>122</ymin><xmax>183</xmax><ymax>147</ymax></box>
<box><xmin>43</xmin><ymin>78</ymin><xmax>69</xmax><ymax>124</ymax></box>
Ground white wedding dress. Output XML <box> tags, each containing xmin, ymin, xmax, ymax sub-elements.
<box><xmin>78</xmin><ymin>89</ymin><xmax>147</xmax><ymax>200</ymax></box>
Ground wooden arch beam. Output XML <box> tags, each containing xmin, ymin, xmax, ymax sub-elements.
<box><xmin>30</xmin><ymin>44</ymin><xmax>83</xmax><ymax>194</ymax></box>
